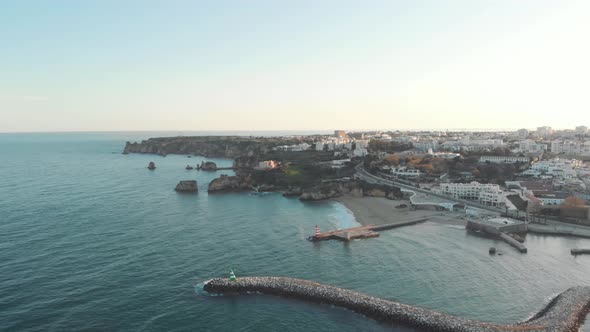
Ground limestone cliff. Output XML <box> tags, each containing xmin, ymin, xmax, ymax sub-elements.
<box><xmin>123</xmin><ymin>136</ymin><xmax>308</xmax><ymax>158</ymax></box>
<box><xmin>299</xmin><ymin>181</ymin><xmax>402</xmax><ymax>201</ymax></box>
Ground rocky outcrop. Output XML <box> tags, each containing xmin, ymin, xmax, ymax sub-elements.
<box><xmin>208</xmin><ymin>175</ymin><xmax>252</xmax><ymax>193</ymax></box>
<box><xmin>300</xmin><ymin>180</ymin><xmax>402</xmax><ymax>201</ymax></box>
<box><xmin>283</xmin><ymin>186</ymin><xmax>303</xmax><ymax>197</ymax></box>
<box><xmin>200</xmin><ymin>161</ymin><xmax>217</xmax><ymax>171</ymax></box>
<box><xmin>233</xmin><ymin>156</ymin><xmax>260</xmax><ymax>169</ymax></box>
<box><xmin>175</xmin><ymin>180</ymin><xmax>198</xmax><ymax>193</ymax></box>
<box><xmin>203</xmin><ymin>277</ymin><xmax>590</xmax><ymax>332</ymax></box>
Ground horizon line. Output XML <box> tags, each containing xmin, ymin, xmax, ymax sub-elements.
<box><xmin>0</xmin><ymin>127</ymin><xmax>569</xmax><ymax>135</ymax></box>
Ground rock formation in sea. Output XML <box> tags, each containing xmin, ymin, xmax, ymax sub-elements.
<box><xmin>175</xmin><ymin>180</ymin><xmax>198</xmax><ymax>193</ymax></box>
<box><xmin>147</xmin><ymin>161</ymin><xmax>156</xmax><ymax>170</ymax></box>
<box><xmin>200</xmin><ymin>161</ymin><xmax>217</xmax><ymax>171</ymax></box>
<box><xmin>203</xmin><ymin>276</ymin><xmax>590</xmax><ymax>332</ymax></box>
<box><xmin>208</xmin><ymin>175</ymin><xmax>252</xmax><ymax>193</ymax></box>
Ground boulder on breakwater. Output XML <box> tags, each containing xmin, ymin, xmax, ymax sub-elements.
<box><xmin>203</xmin><ymin>276</ymin><xmax>590</xmax><ymax>332</ymax></box>
<box><xmin>175</xmin><ymin>180</ymin><xmax>198</xmax><ymax>193</ymax></box>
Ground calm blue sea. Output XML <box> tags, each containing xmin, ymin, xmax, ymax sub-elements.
<box><xmin>1</xmin><ymin>132</ymin><xmax>589</xmax><ymax>331</ymax></box>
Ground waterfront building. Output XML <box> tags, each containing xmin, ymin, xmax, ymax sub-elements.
<box><xmin>440</xmin><ymin>182</ymin><xmax>505</xmax><ymax>207</ymax></box>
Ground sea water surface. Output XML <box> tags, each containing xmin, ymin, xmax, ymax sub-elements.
<box><xmin>1</xmin><ymin>132</ymin><xmax>589</xmax><ymax>331</ymax></box>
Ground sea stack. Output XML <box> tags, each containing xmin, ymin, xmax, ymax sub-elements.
<box><xmin>200</xmin><ymin>161</ymin><xmax>217</xmax><ymax>171</ymax></box>
<box><xmin>148</xmin><ymin>161</ymin><xmax>156</xmax><ymax>170</ymax></box>
<box><xmin>175</xmin><ymin>180</ymin><xmax>198</xmax><ymax>193</ymax></box>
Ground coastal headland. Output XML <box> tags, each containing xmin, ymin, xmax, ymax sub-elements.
<box><xmin>203</xmin><ymin>277</ymin><xmax>590</xmax><ymax>332</ymax></box>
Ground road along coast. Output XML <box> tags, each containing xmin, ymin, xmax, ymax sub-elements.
<box><xmin>203</xmin><ymin>277</ymin><xmax>590</xmax><ymax>332</ymax></box>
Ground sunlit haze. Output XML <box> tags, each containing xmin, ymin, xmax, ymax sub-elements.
<box><xmin>1</xmin><ymin>0</ymin><xmax>589</xmax><ymax>132</ymax></box>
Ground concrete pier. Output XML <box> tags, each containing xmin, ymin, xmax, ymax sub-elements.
<box><xmin>310</xmin><ymin>218</ymin><xmax>429</xmax><ymax>242</ymax></box>
<box><xmin>499</xmin><ymin>233</ymin><xmax>528</xmax><ymax>253</ymax></box>
<box><xmin>203</xmin><ymin>277</ymin><xmax>590</xmax><ymax>332</ymax></box>
<box><xmin>571</xmin><ymin>249</ymin><xmax>590</xmax><ymax>255</ymax></box>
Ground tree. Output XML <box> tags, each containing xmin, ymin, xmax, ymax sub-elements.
<box><xmin>562</xmin><ymin>196</ymin><xmax>586</xmax><ymax>207</ymax></box>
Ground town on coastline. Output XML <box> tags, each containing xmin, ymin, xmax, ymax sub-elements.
<box><xmin>124</xmin><ymin>126</ymin><xmax>590</xmax><ymax>254</ymax></box>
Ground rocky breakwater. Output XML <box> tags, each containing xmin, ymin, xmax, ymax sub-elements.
<box><xmin>203</xmin><ymin>277</ymin><xmax>590</xmax><ymax>332</ymax></box>
<box><xmin>175</xmin><ymin>180</ymin><xmax>198</xmax><ymax>193</ymax></box>
<box><xmin>208</xmin><ymin>175</ymin><xmax>252</xmax><ymax>193</ymax></box>
<box><xmin>299</xmin><ymin>180</ymin><xmax>403</xmax><ymax>201</ymax></box>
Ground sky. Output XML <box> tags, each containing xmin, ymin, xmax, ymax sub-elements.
<box><xmin>1</xmin><ymin>0</ymin><xmax>589</xmax><ymax>132</ymax></box>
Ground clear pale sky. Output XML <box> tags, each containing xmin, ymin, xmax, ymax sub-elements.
<box><xmin>1</xmin><ymin>1</ymin><xmax>589</xmax><ymax>132</ymax></box>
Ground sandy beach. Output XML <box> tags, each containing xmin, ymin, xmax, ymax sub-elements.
<box><xmin>334</xmin><ymin>195</ymin><xmax>467</xmax><ymax>227</ymax></box>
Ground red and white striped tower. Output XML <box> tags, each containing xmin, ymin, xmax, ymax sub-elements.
<box><xmin>315</xmin><ymin>225</ymin><xmax>320</xmax><ymax>237</ymax></box>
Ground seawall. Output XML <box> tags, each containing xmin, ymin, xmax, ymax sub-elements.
<box><xmin>203</xmin><ymin>277</ymin><xmax>590</xmax><ymax>332</ymax></box>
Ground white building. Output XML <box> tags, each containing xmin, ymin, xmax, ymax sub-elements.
<box><xmin>551</xmin><ymin>140</ymin><xmax>590</xmax><ymax>156</ymax></box>
<box><xmin>442</xmin><ymin>137</ymin><xmax>503</xmax><ymax>151</ymax></box>
<box><xmin>516</xmin><ymin>140</ymin><xmax>548</xmax><ymax>154</ymax></box>
<box><xmin>428</xmin><ymin>150</ymin><xmax>461</xmax><ymax>159</ymax></box>
<box><xmin>537</xmin><ymin>126</ymin><xmax>553</xmax><ymax>138</ymax></box>
<box><xmin>576</xmin><ymin>126</ymin><xmax>589</xmax><ymax>136</ymax></box>
<box><xmin>273</xmin><ymin>143</ymin><xmax>311</xmax><ymax>152</ymax></box>
<box><xmin>354</xmin><ymin>139</ymin><xmax>369</xmax><ymax>150</ymax></box>
<box><xmin>517</xmin><ymin>129</ymin><xmax>530</xmax><ymax>139</ymax></box>
<box><xmin>440</xmin><ymin>182</ymin><xmax>505</xmax><ymax>207</ymax></box>
<box><xmin>254</xmin><ymin>160</ymin><xmax>278</xmax><ymax>170</ymax></box>
<box><xmin>415</xmin><ymin>140</ymin><xmax>440</xmax><ymax>152</ymax></box>
<box><xmin>521</xmin><ymin>159</ymin><xmax>583</xmax><ymax>190</ymax></box>
<box><xmin>479</xmin><ymin>156</ymin><xmax>530</xmax><ymax>164</ymax></box>
<box><xmin>391</xmin><ymin>166</ymin><xmax>421</xmax><ymax>177</ymax></box>
<box><xmin>536</xmin><ymin>195</ymin><xmax>566</xmax><ymax>205</ymax></box>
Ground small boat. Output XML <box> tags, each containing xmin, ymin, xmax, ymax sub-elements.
<box><xmin>186</xmin><ymin>165</ymin><xmax>194</xmax><ymax>170</ymax></box>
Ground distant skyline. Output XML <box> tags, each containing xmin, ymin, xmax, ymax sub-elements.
<box><xmin>2</xmin><ymin>1</ymin><xmax>590</xmax><ymax>133</ymax></box>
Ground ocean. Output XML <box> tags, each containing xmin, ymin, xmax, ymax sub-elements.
<box><xmin>1</xmin><ymin>132</ymin><xmax>589</xmax><ymax>331</ymax></box>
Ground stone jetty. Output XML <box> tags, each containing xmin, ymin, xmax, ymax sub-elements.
<box><xmin>571</xmin><ymin>248</ymin><xmax>590</xmax><ymax>255</ymax></box>
<box><xmin>203</xmin><ymin>277</ymin><xmax>590</xmax><ymax>332</ymax></box>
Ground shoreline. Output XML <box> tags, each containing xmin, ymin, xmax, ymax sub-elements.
<box><xmin>333</xmin><ymin>195</ymin><xmax>466</xmax><ymax>227</ymax></box>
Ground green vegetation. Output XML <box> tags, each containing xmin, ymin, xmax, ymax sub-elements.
<box><xmin>368</xmin><ymin>140</ymin><xmax>413</xmax><ymax>153</ymax></box>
